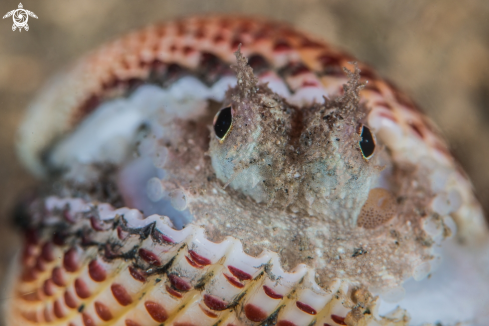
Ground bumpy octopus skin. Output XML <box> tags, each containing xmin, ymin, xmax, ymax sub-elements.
<box><xmin>7</xmin><ymin>15</ymin><xmax>489</xmax><ymax>326</ymax></box>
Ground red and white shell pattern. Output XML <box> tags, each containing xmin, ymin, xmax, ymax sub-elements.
<box><xmin>6</xmin><ymin>197</ymin><xmax>408</xmax><ymax>326</ymax></box>
<box><xmin>8</xmin><ymin>15</ymin><xmax>488</xmax><ymax>326</ymax></box>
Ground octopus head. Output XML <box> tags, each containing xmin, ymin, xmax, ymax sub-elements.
<box><xmin>209</xmin><ymin>50</ymin><xmax>292</xmax><ymax>203</ymax></box>
<box><xmin>210</xmin><ymin>51</ymin><xmax>388</xmax><ymax>226</ymax></box>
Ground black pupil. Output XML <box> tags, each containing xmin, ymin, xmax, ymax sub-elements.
<box><xmin>359</xmin><ymin>126</ymin><xmax>375</xmax><ymax>158</ymax></box>
<box><xmin>214</xmin><ymin>106</ymin><xmax>233</xmax><ymax>139</ymax></box>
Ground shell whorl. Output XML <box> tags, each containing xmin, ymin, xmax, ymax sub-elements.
<box><xmin>6</xmin><ymin>197</ymin><xmax>408</xmax><ymax>326</ymax></box>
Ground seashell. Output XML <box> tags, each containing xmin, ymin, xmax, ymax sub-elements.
<box><xmin>7</xmin><ymin>198</ymin><xmax>404</xmax><ymax>326</ymax></box>
<box><xmin>5</xmin><ymin>15</ymin><xmax>489</xmax><ymax>326</ymax></box>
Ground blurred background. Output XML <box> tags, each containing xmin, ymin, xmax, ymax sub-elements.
<box><xmin>0</xmin><ymin>0</ymin><xmax>489</xmax><ymax>319</ymax></box>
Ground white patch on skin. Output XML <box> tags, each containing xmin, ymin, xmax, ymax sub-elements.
<box><xmin>431</xmin><ymin>190</ymin><xmax>463</xmax><ymax>216</ymax></box>
<box><xmin>118</xmin><ymin>156</ymin><xmax>194</xmax><ymax>229</ymax></box>
<box><xmin>288</xmin><ymin>86</ymin><xmax>329</xmax><ymax>106</ymax></box>
<box><xmin>259</xmin><ymin>72</ymin><xmax>291</xmax><ymax>98</ymax></box>
<box><xmin>368</xmin><ymin>110</ymin><xmax>403</xmax><ymax>150</ymax></box>
<box><xmin>168</xmin><ymin>76</ymin><xmax>212</xmax><ymax>100</ymax></box>
<box><xmin>146</xmin><ymin>177</ymin><xmax>164</xmax><ymax>202</ymax></box>
<box><xmin>50</xmin><ymin>98</ymin><xmax>143</xmax><ymax>166</ymax></box>
<box><xmin>49</xmin><ymin>81</ymin><xmax>213</xmax><ymax>169</ymax></box>
<box><xmin>210</xmin><ymin>76</ymin><xmax>237</xmax><ymax>101</ymax></box>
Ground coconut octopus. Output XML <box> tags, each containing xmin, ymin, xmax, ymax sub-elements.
<box><xmin>4</xmin><ymin>15</ymin><xmax>489</xmax><ymax>326</ymax></box>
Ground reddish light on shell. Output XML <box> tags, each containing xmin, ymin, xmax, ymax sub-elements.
<box><xmin>203</xmin><ymin>294</ymin><xmax>228</xmax><ymax>311</ymax></box>
<box><xmin>296</xmin><ymin>301</ymin><xmax>317</xmax><ymax>315</ymax></box>
<box><xmin>74</xmin><ymin>278</ymin><xmax>91</xmax><ymax>299</ymax></box>
<box><xmin>213</xmin><ymin>34</ymin><xmax>225</xmax><ymax>43</ymax></box>
<box><xmin>188</xmin><ymin>250</ymin><xmax>211</xmax><ymax>265</ymax></box>
<box><xmin>228</xmin><ymin>265</ymin><xmax>252</xmax><ymax>280</ymax></box>
<box><xmin>43</xmin><ymin>307</ymin><xmax>53</xmax><ymax>323</ymax></box>
<box><xmin>34</xmin><ymin>256</ymin><xmax>46</xmax><ymax>272</ymax></box>
<box><xmin>95</xmin><ymin>301</ymin><xmax>113</xmax><ymax>321</ymax></box>
<box><xmin>63</xmin><ymin>209</ymin><xmax>76</xmax><ymax>223</ymax></box>
<box><xmin>199</xmin><ymin>303</ymin><xmax>218</xmax><ymax>318</ymax></box>
<box><xmin>21</xmin><ymin>268</ymin><xmax>37</xmax><ymax>282</ymax></box>
<box><xmin>155</xmin><ymin>230</ymin><xmax>174</xmax><ymax>243</ymax></box>
<box><xmin>63</xmin><ymin>248</ymin><xmax>79</xmax><ymax>272</ymax></box>
<box><xmin>183</xmin><ymin>46</ymin><xmax>195</xmax><ymax>55</ymax></box>
<box><xmin>64</xmin><ymin>290</ymin><xmax>77</xmax><ymax>308</ymax></box>
<box><xmin>125</xmin><ymin>319</ymin><xmax>141</xmax><ymax>326</ymax></box>
<box><xmin>168</xmin><ymin>274</ymin><xmax>192</xmax><ymax>291</ymax></box>
<box><xmin>224</xmin><ymin>273</ymin><xmax>244</xmax><ymax>288</ymax></box>
<box><xmin>174</xmin><ymin>323</ymin><xmax>197</xmax><ymax>326</ymax></box>
<box><xmin>129</xmin><ymin>266</ymin><xmax>146</xmax><ymax>282</ymax></box>
<box><xmin>273</xmin><ymin>40</ymin><xmax>292</xmax><ymax>52</ymax></box>
<box><xmin>263</xmin><ymin>285</ymin><xmax>283</xmax><ymax>299</ymax></box>
<box><xmin>88</xmin><ymin>259</ymin><xmax>106</xmax><ymax>282</ymax></box>
<box><xmin>244</xmin><ymin>303</ymin><xmax>268</xmax><ymax>322</ymax></box>
<box><xmin>145</xmin><ymin>300</ymin><xmax>168</xmax><ymax>322</ymax></box>
<box><xmin>277</xmin><ymin>320</ymin><xmax>296</xmax><ymax>326</ymax></box>
<box><xmin>22</xmin><ymin>243</ymin><xmax>35</xmax><ymax>265</ymax></box>
<box><xmin>41</xmin><ymin>242</ymin><xmax>55</xmax><ymax>262</ymax></box>
<box><xmin>52</xmin><ymin>267</ymin><xmax>65</xmax><ymax>286</ymax></box>
<box><xmin>111</xmin><ymin>283</ymin><xmax>133</xmax><ymax>306</ymax></box>
<box><xmin>90</xmin><ymin>216</ymin><xmax>105</xmax><ymax>231</ymax></box>
<box><xmin>138</xmin><ymin>248</ymin><xmax>161</xmax><ymax>266</ymax></box>
<box><xmin>409</xmin><ymin>122</ymin><xmax>424</xmax><ymax>138</ymax></box>
<box><xmin>22</xmin><ymin>311</ymin><xmax>38</xmax><ymax>323</ymax></box>
<box><xmin>117</xmin><ymin>226</ymin><xmax>128</xmax><ymax>240</ymax></box>
<box><xmin>166</xmin><ymin>285</ymin><xmax>183</xmax><ymax>298</ymax></box>
<box><xmin>82</xmin><ymin>313</ymin><xmax>96</xmax><ymax>326</ymax></box>
<box><xmin>53</xmin><ymin>299</ymin><xmax>65</xmax><ymax>318</ymax></box>
<box><xmin>185</xmin><ymin>255</ymin><xmax>204</xmax><ymax>268</ymax></box>
<box><xmin>331</xmin><ymin>315</ymin><xmax>347</xmax><ymax>325</ymax></box>
<box><xmin>301</xmin><ymin>80</ymin><xmax>319</xmax><ymax>87</ymax></box>
<box><xmin>22</xmin><ymin>290</ymin><xmax>40</xmax><ymax>302</ymax></box>
<box><xmin>43</xmin><ymin>279</ymin><xmax>55</xmax><ymax>296</ymax></box>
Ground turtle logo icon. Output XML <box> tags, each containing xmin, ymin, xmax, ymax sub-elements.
<box><xmin>3</xmin><ymin>3</ymin><xmax>38</xmax><ymax>32</ymax></box>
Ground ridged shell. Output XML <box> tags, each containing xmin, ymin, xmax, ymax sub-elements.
<box><xmin>6</xmin><ymin>197</ymin><xmax>408</xmax><ymax>326</ymax></box>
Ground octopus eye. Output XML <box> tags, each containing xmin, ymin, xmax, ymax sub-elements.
<box><xmin>359</xmin><ymin>125</ymin><xmax>375</xmax><ymax>159</ymax></box>
<box><xmin>213</xmin><ymin>106</ymin><xmax>233</xmax><ymax>142</ymax></box>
